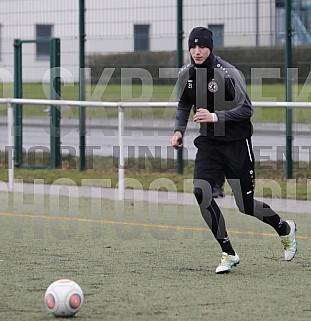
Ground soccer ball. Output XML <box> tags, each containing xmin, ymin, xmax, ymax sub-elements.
<box><xmin>44</xmin><ymin>279</ymin><xmax>84</xmax><ymax>317</ymax></box>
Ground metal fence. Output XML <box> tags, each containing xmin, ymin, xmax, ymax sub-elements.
<box><xmin>0</xmin><ymin>1</ymin><xmax>310</xmax><ymax>180</ymax></box>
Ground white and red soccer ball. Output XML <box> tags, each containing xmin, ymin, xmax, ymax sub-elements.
<box><xmin>44</xmin><ymin>279</ymin><xmax>84</xmax><ymax>317</ymax></box>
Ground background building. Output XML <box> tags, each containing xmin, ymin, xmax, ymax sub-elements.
<box><xmin>0</xmin><ymin>0</ymin><xmax>310</xmax><ymax>82</ymax></box>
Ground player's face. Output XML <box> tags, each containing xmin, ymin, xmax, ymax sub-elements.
<box><xmin>190</xmin><ymin>45</ymin><xmax>211</xmax><ymax>64</ymax></box>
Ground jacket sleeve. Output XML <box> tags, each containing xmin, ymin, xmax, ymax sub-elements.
<box><xmin>174</xmin><ymin>67</ymin><xmax>193</xmax><ymax>135</ymax></box>
<box><xmin>214</xmin><ymin>68</ymin><xmax>253</xmax><ymax>122</ymax></box>
<box><xmin>174</xmin><ymin>101</ymin><xmax>192</xmax><ymax>135</ymax></box>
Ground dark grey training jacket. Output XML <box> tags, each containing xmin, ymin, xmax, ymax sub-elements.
<box><xmin>174</xmin><ymin>54</ymin><xmax>253</xmax><ymax>142</ymax></box>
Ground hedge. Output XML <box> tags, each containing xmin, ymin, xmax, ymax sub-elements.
<box><xmin>88</xmin><ymin>46</ymin><xmax>311</xmax><ymax>85</ymax></box>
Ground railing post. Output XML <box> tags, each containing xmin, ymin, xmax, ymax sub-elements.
<box><xmin>285</xmin><ymin>0</ymin><xmax>293</xmax><ymax>179</ymax></box>
<box><xmin>50</xmin><ymin>38</ymin><xmax>61</xmax><ymax>169</ymax></box>
<box><xmin>79</xmin><ymin>0</ymin><xmax>86</xmax><ymax>171</ymax></box>
<box><xmin>176</xmin><ymin>0</ymin><xmax>184</xmax><ymax>174</ymax></box>
<box><xmin>118</xmin><ymin>103</ymin><xmax>125</xmax><ymax>200</ymax></box>
<box><xmin>13</xmin><ymin>39</ymin><xmax>23</xmax><ymax>167</ymax></box>
<box><xmin>7</xmin><ymin>101</ymin><xmax>15</xmax><ymax>192</ymax></box>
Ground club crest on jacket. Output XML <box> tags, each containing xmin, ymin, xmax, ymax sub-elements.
<box><xmin>208</xmin><ymin>79</ymin><xmax>218</xmax><ymax>93</ymax></box>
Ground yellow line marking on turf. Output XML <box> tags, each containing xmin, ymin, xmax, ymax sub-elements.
<box><xmin>0</xmin><ymin>212</ymin><xmax>310</xmax><ymax>240</ymax></box>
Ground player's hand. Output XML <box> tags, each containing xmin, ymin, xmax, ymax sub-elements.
<box><xmin>193</xmin><ymin>108</ymin><xmax>213</xmax><ymax>123</ymax></box>
<box><xmin>170</xmin><ymin>131</ymin><xmax>183</xmax><ymax>149</ymax></box>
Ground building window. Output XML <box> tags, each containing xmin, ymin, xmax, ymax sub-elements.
<box><xmin>276</xmin><ymin>0</ymin><xmax>285</xmax><ymax>8</ymax></box>
<box><xmin>36</xmin><ymin>24</ymin><xmax>53</xmax><ymax>60</ymax></box>
<box><xmin>208</xmin><ymin>24</ymin><xmax>224</xmax><ymax>47</ymax></box>
<box><xmin>134</xmin><ymin>24</ymin><xmax>150</xmax><ymax>51</ymax></box>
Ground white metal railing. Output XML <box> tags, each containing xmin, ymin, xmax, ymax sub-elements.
<box><xmin>0</xmin><ymin>98</ymin><xmax>177</xmax><ymax>199</ymax></box>
<box><xmin>0</xmin><ymin>98</ymin><xmax>311</xmax><ymax>199</ymax></box>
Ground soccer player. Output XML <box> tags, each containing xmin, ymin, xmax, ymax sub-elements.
<box><xmin>170</xmin><ymin>27</ymin><xmax>297</xmax><ymax>274</ymax></box>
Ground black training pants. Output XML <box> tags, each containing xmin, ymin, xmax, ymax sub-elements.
<box><xmin>192</xmin><ymin>135</ymin><xmax>283</xmax><ymax>241</ymax></box>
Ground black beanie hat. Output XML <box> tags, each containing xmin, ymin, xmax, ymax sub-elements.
<box><xmin>188</xmin><ymin>27</ymin><xmax>213</xmax><ymax>51</ymax></box>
